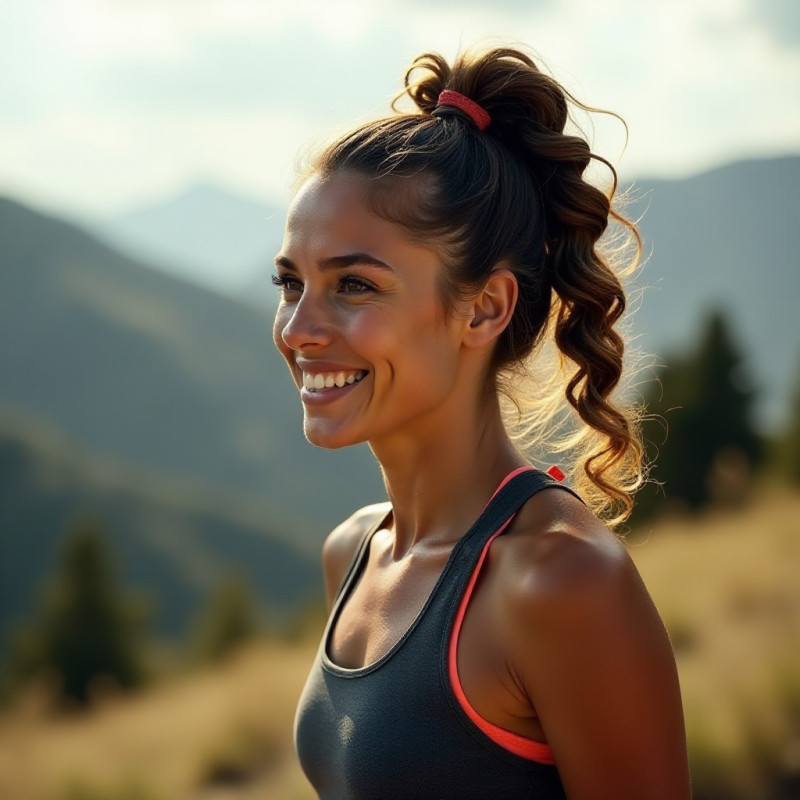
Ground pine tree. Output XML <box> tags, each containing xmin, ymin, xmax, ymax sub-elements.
<box><xmin>10</xmin><ymin>516</ymin><xmax>148</xmax><ymax>705</ymax></box>
<box><xmin>638</xmin><ymin>310</ymin><xmax>761</xmax><ymax>517</ymax></box>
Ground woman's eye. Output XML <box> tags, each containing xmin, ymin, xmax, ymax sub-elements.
<box><xmin>271</xmin><ymin>273</ymin><xmax>302</xmax><ymax>293</ymax></box>
<box><xmin>271</xmin><ymin>273</ymin><xmax>374</xmax><ymax>296</ymax></box>
<box><xmin>340</xmin><ymin>276</ymin><xmax>373</xmax><ymax>294</ymax></box>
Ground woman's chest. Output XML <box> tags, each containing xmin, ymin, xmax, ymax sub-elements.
<box><xmin>328</xmin><ymin>540</ymin><xmax>452</xmax><ymax>669</ymax></box>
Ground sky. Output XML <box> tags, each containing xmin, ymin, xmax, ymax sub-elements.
<box><xmin>1</xmin><ymin>0</ymin><xmax>799</xmax><ymax>217</ymax></box>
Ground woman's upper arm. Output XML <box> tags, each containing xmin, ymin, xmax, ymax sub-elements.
<box><xmin>507</xmin><ymin>526</ymin><xmax>690</xmax><ymax>800</ymax></box>
<box><xmin>321</xmin><ymin>502</ymin><xmax>391</xmax><ymax>610</ymax></box>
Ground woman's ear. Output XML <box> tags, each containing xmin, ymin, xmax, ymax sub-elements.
<box><xmin>462</xmin><ymin>266</ymin><xmax>518</xmax><ymax>349</ymax></box>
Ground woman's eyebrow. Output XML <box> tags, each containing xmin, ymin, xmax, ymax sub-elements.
<box><xmin>274</xmin><ymin>253</ymin><xmax>393</xmax><ymax>272</ymax></box>
<box><xmin>274</xmin><ymin>255</ymin><xmax>296</xmax><ymax>271</ymax></box>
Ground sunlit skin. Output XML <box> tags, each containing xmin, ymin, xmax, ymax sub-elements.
<box><xmin>274</xmin><ymin>171</ymin><xmax>690</xmax><ymax>799</ymax></box>
<box><xmin>274</xmin><ymin>173</ymin><xmax>466</xmax><ymax>453</ymax></box>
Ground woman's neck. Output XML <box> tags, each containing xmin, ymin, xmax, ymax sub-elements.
<box><xmin>369</xmin><ymin>394</ymin><xmax>526</xmax><ymax>558</ymax></box>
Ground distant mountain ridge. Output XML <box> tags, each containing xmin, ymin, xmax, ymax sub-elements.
<box><xmin>91</xmin><ymin>183</ymin><xmax>286</xmax><ymax>301</ymax></box>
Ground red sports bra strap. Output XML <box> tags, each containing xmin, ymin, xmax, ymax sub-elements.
<box><xmin>448</xmin><ymin>466</ymin><xmax>557</xmax><ymax>765</ymax></box>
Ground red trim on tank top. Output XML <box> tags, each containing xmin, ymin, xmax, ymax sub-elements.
<box><xmin>447</xmin><ymin>466</ymin><xmax>557</xmax><ymax>765</ymax></box>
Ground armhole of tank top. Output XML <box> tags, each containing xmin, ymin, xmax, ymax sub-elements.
<box><xmin>447</xmin><ymin>467</ymin><xmax>558</xmax><ymax>766</ymax></box>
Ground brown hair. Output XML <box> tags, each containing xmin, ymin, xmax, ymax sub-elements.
<box><xmin>309</xmin><ymin>46</ymin><xmax>643</xmax><ymax>525</ymax></box>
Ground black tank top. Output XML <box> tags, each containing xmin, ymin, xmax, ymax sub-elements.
<box><xmin>294</xmin><ymin>469</ymin><xmax>575</xmax><ymax>800</ymax></box>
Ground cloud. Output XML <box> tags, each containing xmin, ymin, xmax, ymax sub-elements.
<box><xmin>1</xmin><ymin>0</ymin><xmax>798</xmax><ymax>215</ymax></box>
<box><xmin>87</xmin><ymin>22</ymin><xmax>406</xmax><ymax>115</ymax></box>
<box><xmin>0</xmin><ymin>9</ymin><xmax>424</xmax><ymax>213</ymax></box>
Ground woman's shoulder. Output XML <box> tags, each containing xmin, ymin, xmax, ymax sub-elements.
<box><xmin>487</xmin><ymin>484</ymin><xmax>660</xmax><ymax>652</ymax></box>
<box><xmin>487</xmin><ymin>487</ymin><xmax>689</xmax><ymax>795</ymax></box>
<box><xmin>491</xmin><ymin>484</ymin><xmax>679</xmax><ymax>715</ymax></box>
<box><xmin>321</xmin><ymin>501</ymin><xmax>392</xmax><ymax>608</ymax></box>
<box><xmin>506</xmin><ymin>486</ymin><xmax>628</xmax><ymax>568</ymax></box>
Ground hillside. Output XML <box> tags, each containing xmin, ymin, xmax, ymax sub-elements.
<box><xmin>1</xmin><ymin>155</ymin><xmax>798</xmax><ymax>652</ymax></box>
<box><xmin>0</xmin><ymin>409</ymin><xmax>318</xmax><ymax>642</ymax></box>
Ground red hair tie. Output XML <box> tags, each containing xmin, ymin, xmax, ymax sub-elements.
<box><xmin>436</xmin><ymin>90</ymin><xmax>491</xmax><ymax>131</ymax></box>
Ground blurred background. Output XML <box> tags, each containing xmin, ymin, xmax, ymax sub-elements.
<box><xmin>1</xmin><ymin>1</ymin><xmax>798</xmax><ymax>798</ymax></box>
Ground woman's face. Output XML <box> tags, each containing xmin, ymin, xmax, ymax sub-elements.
<box><xmin>272</xmin><ymin>171</ymin><xmax>471</xmax><ymax>451</ymax></box>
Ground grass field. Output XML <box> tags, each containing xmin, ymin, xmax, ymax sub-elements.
<box><xmin>0</xmin><ymin>639</ymin><xmax>318</xmax><ymax>800</ymax></box>
<box><xmin>630</xmin><ymin>489</ymin><xmax>800</xmax><ymax>798</ymax></box>
<box><xmin>1</xmin><ymin>490</ymin><xmax>798</xmax><ymax>800</ymax></box>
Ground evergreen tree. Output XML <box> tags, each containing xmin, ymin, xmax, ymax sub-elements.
<box><xmin>9</xmin><ymin>516</ymin><xmax>147</xmax><ymax>705</ymax></box>
<box><xmin>637</xmin><ymin>310</ymin><xmax>761</xmax><ymax>517</ymax></box>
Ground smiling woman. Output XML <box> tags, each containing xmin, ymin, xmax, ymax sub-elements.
<box><xmin>272</xmin><ymin>45</ymin><xmax>690</xmax><ymax>800</ymax></box>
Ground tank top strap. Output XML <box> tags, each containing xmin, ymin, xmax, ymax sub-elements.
<box><xmin>446</xmin><ymin>467</ymin><xmax>580</xmax><ymax>562</ymax></box>
<box><xmin>435</xmin><ymin>467</ymin><xmax>583</xmax><ymax>634</ymax></box>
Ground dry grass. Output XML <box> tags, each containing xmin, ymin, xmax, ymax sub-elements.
<box><xmin>1</xmin><ymin>490</ymin><xmax>798</xmax><ymax>799</ymax></box>
<box><xmin>0</xmin><ymin>639</ymin><xmax>319</xmax><ymax>800</ymax></box>
<box><xmin>628</xmin><ymin>488</ymin><xmax>800</xmax><ymax>797</ymax></box>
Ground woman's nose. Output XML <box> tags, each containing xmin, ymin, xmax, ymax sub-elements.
<box><xmin>274</xmin><ymin>292</ymin><xmax>335</xmax><ymax>352</ymax></box>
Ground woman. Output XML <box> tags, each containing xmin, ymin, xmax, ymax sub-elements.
<box><xmin>274</xmin><ymin>46</ymin><xmax>690</xmax><ymax>800</ymax></box>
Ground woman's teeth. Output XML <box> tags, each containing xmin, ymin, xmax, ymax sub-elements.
<box><xmin>303</xmin><ymin>370</ymin><xmax>367</xmax><ymax>392</ymax></box>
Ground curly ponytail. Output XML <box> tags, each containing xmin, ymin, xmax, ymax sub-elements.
<box><xmin>309</xmin><ymin>46</ymin><xmax>644</xmax><ymax>525</ymax></box>
<box><xmin>543</xmin><ymin>158</ymin><xmax>643</xmax><ymax>522</ymax></box>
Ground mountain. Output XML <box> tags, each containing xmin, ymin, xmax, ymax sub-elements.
<box><xmin>0</xmin><ymin>409</ymin><xmax>318</xmax><ymax>642</ymax></box>
<box><xmin>91</xmin><ymin>183</ymin><xmax>286</xmax><ymax>302</ymax></box>
<box><xmin>0</xmin><ymin>195</ymin><xmax>386</xmax><ymax>539</ymax></box>
<box><xmin>627</xmin><ymin>155</ymin><xmax>800</xmax><ymax>430</ymax></box>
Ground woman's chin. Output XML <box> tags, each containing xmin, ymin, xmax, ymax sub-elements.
<box><xmin>302</xmin><ymin>420</ymin><xmax>365</xmax><ymax>451</ymax></box>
